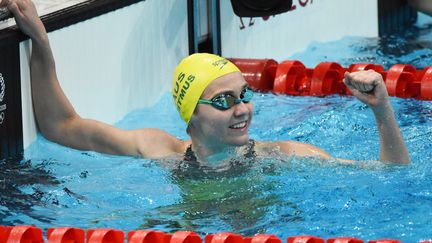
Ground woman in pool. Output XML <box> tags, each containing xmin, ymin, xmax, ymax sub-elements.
<box><xmin>2</xmin><ymin>0</ymin><xmax>410</xmax><ymax>165</ymax></box>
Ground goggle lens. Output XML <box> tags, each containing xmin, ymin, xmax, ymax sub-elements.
<box><xmin>198</xmin><ymin>87</ymin><xmax>253</xmax><ymax>111</ymax></box>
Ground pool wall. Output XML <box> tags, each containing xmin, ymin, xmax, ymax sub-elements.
<box><xmin>220</xmin><ymin>0</ymin><xmax>378</xmax><ymax>60</ymax></box>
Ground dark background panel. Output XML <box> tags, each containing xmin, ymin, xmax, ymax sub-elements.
<box><xmin>0</xmin><ymin>39</ymin><xmax>22</xmax><ymax>160</ymax></box>
<box><xmin>378</xmin><ymin>0</ymin><xmax>417</xmax><ymax>36</ymax></box>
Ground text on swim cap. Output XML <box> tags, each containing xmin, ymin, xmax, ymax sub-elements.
<box><xmin>173</xmin><ymin>72</ymin><xmax>195</xmax><ymax>110</ymax></box>
<box><xmin>212</xmin><ymin>58</ymin><xmax>229</xmax><ymax>70</ymax></box>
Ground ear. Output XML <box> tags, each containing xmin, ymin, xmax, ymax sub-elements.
<box><xmin>186</xmin><ymin>116</ymin><xmax>197</xmax><ymax>135</ymax></box>
<box><xmin>188</xmin><ymin>105</ymin><xmax>200</xmax><ymax>130</ymax></box>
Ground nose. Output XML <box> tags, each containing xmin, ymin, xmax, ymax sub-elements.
<box><xmin>233</xmin><ymin>100</ymin><xmax>250</xmax><ymax>117</ymax></box>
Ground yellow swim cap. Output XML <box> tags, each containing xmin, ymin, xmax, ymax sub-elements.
<box><xmin>172</xmin><ymin>53</ymin><xmax>240</xmax><ymax>123</ymax></box>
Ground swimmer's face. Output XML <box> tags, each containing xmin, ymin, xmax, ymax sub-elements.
<box><xmin>190</xmin><ymin>72</ymin><xmax>253</xmax><ymax>147</ymax></box>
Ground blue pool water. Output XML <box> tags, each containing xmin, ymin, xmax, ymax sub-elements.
<box><xmin>2</xmin><ymin>14</ymin><xmax>432</xmax><ymax>243</ymax></box>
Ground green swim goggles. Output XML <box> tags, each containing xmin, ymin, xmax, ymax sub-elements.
<box><xmin>198</xmin><ymin>87</ymin><xmax>254</xmax><ymax>110</ymax></box>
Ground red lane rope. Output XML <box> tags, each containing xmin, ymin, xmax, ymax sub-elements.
<box><xmin>228</xmin><ymin>58</ymin><xmax>432</xmax><ymax>100</ymax></box>
<box><xmin>2</xmin><ymin>225</ymin><xmax>430</xmax><ymax>243</ymax></box>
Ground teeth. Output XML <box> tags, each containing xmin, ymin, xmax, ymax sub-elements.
<box><xmin>230</xmin><ymin>121</ymin><xmax>247</xmax><ymax>129</ymax></box>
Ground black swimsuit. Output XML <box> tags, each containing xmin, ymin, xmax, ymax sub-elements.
<box><xmin>172</xmin><ymin>140</ymin><xmax>257</xmax><ymax>179</ymax></box>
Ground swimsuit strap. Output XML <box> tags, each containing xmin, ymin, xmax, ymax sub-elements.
<box><xmin>244</xmin><ymin>139</ymin><xmax>256</xmax><ymax>159</ymax></box>
<box><xmin>184</xmin><ymin>144</ymin><xmax>198</xmax><ymax>162</ymax></box>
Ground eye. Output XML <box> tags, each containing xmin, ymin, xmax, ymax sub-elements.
<box><xmin>240</xmin><ymin>86</ymin><xmax>250</xmax><ymax>96</ymax></box>
<box><xmin>212</xmin><ymin>94</ymin><xmax>230</xmax><ymax>106</ymax></box>
<box><xmin>240</xmin><ymin>87</ymin><xmax>252</xmax><ymax>100</ymax></box>
<box><xmin>212</xmin><ymin>94</ymin><xmax>227</xmax><ymax>102</ymax></box>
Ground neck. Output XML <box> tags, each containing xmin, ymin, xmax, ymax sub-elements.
<box><xmin>190</xmin><ymin>139</ymin><xmax>238</xmax><ymax>164</ymax></box>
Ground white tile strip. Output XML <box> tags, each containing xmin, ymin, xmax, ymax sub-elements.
<box><xmin>0</xmin><ymin>0</ymin><xmax>89</xmax><ymax>30</ymax></box>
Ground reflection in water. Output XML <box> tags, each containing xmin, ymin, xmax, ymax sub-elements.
<box><xmin>358</xmin><ymin>21</ymin><xmax>432</xmax><ymax>69</ymax></box>
<box><xmin>293</xmin><ymin>18</ymin><xmax>432</xmax><ymax>71</ymax></box>
<box><xmin>0</xmin><ymin>158</ymin><xmax>59</xmax><ymax>224</ymax></box>
<box><xmin>0</xmin><ymin>158</ymin><xmax>84</xmax><ymax>225</ymax></box>
<box><xmin>395</xmin><ymin>99</ymin><xmax>432</xmax><ymax>126</ymax></box>
<box><xmin>140</xmin><ymin>154</ymin><xmax>303</xmax><ymax>235</ymax></box>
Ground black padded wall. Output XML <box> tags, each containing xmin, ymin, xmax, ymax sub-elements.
<box><xmin>378</xmin><ymin>0</ymin><xmax>417</xmax><ymax>36</ymax></box>
<box><xmin>0</xmin><ymin>35</ymin><xmax>23</xmax><ymax>160</ymax></box>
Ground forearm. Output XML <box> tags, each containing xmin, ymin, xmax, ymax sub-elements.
<box><xmin>8</xmin><ymin>0</ymin><xmax>135</xmax><ymax>154</ymax></box>
<box><xmin>30</xmin><ymin>34</ymin><xmax>79</xmax><ymax>140</ymax></box>
<box><xmin>373</xmin><ymin>103</ymin><xmax>410</xmax><ymax>164</ymax></box>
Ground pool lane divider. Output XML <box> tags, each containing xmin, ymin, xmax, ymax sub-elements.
<box><xmin>1</xmin><ymin>225</ymin><xmax>431</xmax><ymax>243</ymax></box>
<box><xmin>228</xmin><ymin>58</ymin><xmax>432</xmax><ymax>100</ymax></box>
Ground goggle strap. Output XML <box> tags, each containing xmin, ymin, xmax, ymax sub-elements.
<box><xmin>198</xmin><ymin>100</ymin><xmax>213</xmax><ymax>105</ymax></box>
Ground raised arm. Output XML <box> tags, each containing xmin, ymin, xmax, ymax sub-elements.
<box><xmin>3</xmin><ymin>0</ymin><xmax>185</xmax><ymax>158</ymax></box>
<box><xmin>343</xmin><ymin>70</ymin><xmax>410</xmax><ymax>164</ymax></box>
<box><xmin>274</xmin><ymin>70</ymin><xmax>410</xmax><ymax>165</ymax></box>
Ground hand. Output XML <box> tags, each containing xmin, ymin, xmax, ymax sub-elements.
<box><xmin>343</xmin><ymin>70</ymin><xmax>390</xmax><ymax>113</ymax></box>
<box><xmin>1</xmin><ymin>0</ymin><xmax>47</xmax><ymax>42</ymax></box>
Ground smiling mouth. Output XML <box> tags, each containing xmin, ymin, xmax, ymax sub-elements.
<box><xmin>229</xmin><ymin>121</ymin><xmax>248</xmax><ymax>129</ymax></box>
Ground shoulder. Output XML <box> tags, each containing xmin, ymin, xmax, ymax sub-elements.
<box><xmin>134</xmin><ymin>128</ymin><xmax>191</xmax><ymax>159</ymax></box>
<box><xmin>256</xmin><ymin>140</ymin><xmax>331</xmax><ymax>159</ymax></box>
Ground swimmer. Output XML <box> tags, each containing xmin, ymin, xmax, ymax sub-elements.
<box><xmin>2</xmin><ymin>0</ymin><xmax>410</xmax><ymax>165</ymax></box>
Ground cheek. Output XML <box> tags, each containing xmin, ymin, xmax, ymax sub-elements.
<box><xmin>204</xmin><ymin>111</ymin><xmax>231</xmax><ymax>129</ymax></box>
<box><xmin>194</xmin><ymin>107</ymin><xmax>230</xmax><ymax>131</ymax></box>
<box><xmin>247</xmin><ymin>102</ymin><xmax>254</xmax><ymax>116</ymax></box>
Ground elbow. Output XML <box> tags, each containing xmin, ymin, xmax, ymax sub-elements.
<box><xmin>38</xmin><ymin>124</ymin><xmax>64</xmax><ymax>144</ymax></box>
<box><xmin>402</xmin><ymin>155</ymin><xmax>412</xmax><ymax>165</ymax></box>
<box><xmin>395</xmin><ymin>151</ymin><xmax>412</xmax><ymax>165</ymax></box>
<box><xmin>398</xmin><ymin>158</ymin><xmax>411</xmax><ymax>165</ymax></box>
<box><xmin>390</xmin><ymin>160</ymin><xmax>411</xmax><ymax>165</ymax></box>
<box><xmin>37</xmin><ymin>115</ymin><xmax>78</xmax><ymax>145</ymax></box>
<box><xmin>383</xmin><ymin>156</ymin><xmax>411</xmax><ymax>165</ymax></box>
